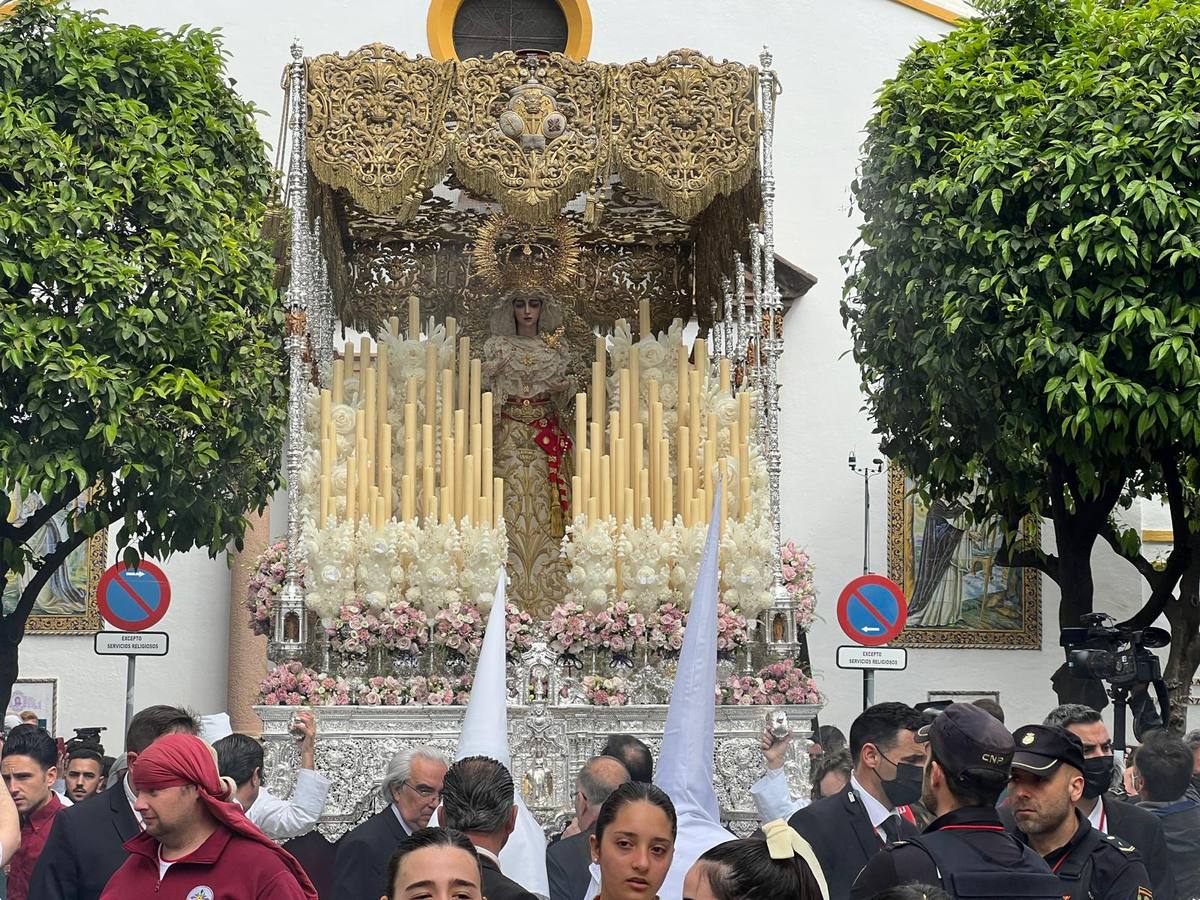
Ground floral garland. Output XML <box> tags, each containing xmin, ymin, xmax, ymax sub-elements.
<box><xmin>715</xmin><ymin>602</ymin><xmax>750</xmax><ymax>656</ymax></box>
<box><xmin>431</xmin><ymin>601</ymin><xmax>484</xmax><ymax>657</ymax></box>
<box><xmin>781</xmin><ymin>540</ymin><xmax>818</xmax><ymax>632</ymax></box>
<box><xmin>259</xmin><ymin>664</ymin><xmax>472</xmax><ymax>706</ymax></box>
<box><xmin>506</xmin><ymin>603</ymin><xmax>536</xmax><ymax>658</ymax></box>
<box><xmin>243</xmin><ymin>540</ymin><xmax>302</xmax><ymax>637</ymax></box>
<box><xmin>547</xmin><ymin>600</ymin><xmax>592</xmax><ymax>658</ymax></box>
<box><xmin>581</xmin><ymin>674</ymin><xmax>631</xmax><ymax>706</ymax></box>
<box><xmin>723</xmin><ymin>658</ymin><xmax>822</xmax><ymax>706</ymax></box>
<box><xmin>589</xmin><ymin>599</ymin><xmax>646</xmax><ymax>660</ymax></box>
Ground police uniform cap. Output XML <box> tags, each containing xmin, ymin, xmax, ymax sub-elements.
<box><xmin>1011</xmin><ymin>724</ymin><xmax>1086</xmax><ymax>778</ymax></box>
<box><xmin>915</xmin><ymin>701</ymin><xmax>1013</xmax><ymax>779</ymax></box>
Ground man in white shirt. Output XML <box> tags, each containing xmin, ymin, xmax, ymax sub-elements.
<box><xmin>214</xmin><ymin>711</ymin><xmax>329</xmax><ymax>842</ymax></box>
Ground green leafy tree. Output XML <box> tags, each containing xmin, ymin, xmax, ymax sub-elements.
<box><xmin>843</xmin><ymin>0</ymin><xmax>1200</xmax><ymax>711</ymax></box>
<box><xmin>0</xmin><ymin>1</ymin><xmax>284</xmax><ymax>712</ymax></box>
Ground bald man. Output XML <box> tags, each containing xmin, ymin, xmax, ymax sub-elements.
<box><xmin>547</xmin><ymin>756</ymin><xmax>630</xmax><ymax>900</ymax></box>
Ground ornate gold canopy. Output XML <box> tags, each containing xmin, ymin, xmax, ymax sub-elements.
<box><xmin>294</xmin><ymin>45</ymin><xmax>763</xmax><ymax>338</ymax></box>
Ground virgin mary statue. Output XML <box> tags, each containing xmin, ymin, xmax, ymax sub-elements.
<box><xmin>482</xmin><ymin>289</ymin><xmax>574</xmax><ymax>617</ymax></box>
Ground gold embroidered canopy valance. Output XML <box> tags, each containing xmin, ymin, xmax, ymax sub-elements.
<box><xmin>304</xmin><ymin>46</ymin><xmax>759</xmax><ymax>224</ymax></box>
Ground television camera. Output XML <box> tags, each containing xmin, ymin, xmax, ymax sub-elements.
<box><xmin>1060</xmin><ymin>613</ymin><xmax>1170</xmax><ymax>750</ymax></box>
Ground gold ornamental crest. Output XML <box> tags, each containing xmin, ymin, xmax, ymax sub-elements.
<box><xmin>471</xmin><ymin>213</ymin><xmax>580</xmax><ymax>294</ymax></box>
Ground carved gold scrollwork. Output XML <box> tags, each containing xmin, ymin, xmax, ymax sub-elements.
<box><xmin>449</xmin><ymin>52</ymin><xmax>610</xmax><ymax>224</ymax></box>
<box><xmin>610</xmin><ymin>49</ymin><xmax>759</xmax><ymax>222</ymax></box>
<box><xmin>306</xmin><ymin>44</ymin><xmax>452</xmax><ymax>218</ymax></box>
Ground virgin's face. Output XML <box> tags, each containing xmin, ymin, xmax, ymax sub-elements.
<box><xmin>512</xmin><ymin>296</ymin><xmax>543</xmax><ymax>335</ymax></box>
<box><xmin>591</xmin><ymin>800</ymin><xmax>674</xmax><ymax>900</ymax></box>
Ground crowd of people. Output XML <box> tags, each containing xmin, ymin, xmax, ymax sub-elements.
<box><xmin>0</xmin><ymin>696</ymin><xmax>1194</xmax><ymax>898</ymax></box>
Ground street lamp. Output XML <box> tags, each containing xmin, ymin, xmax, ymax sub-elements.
<box><xmin>848</xmin><ymin>452</ymin><xmax>884</xmax><ymax>576</ymax></box>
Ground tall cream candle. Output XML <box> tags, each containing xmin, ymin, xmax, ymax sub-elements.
<box><xmin>591</xmin><ymin>361</ymin><xmax>605</xmax><ymax>426</ymax></box>
<box><xmin>689</xmin><ymin>371</ymin><xmax>701</xmax><ymax>475</ymax></box>
<box><xmin>346</xmin><ymin>456</ymin><xmax>357</xmax><ymax>525</ymax></box>
<box><xmin>319</xmin><ymin>389</ymin><xmax>331</xmax><ymax>439</ymax></box>
<box><xmin>345</xmin><ymin>340</ymin><xmax>356</xmax><ymax>383</ymax></box>
<box><xmin>681</xmin><ymin>467</ymin><xmax>694</xmax><ymax>528</ymax></box>
<box><xmin>471</xmin><ymin>423</ymin><xmax>482</xmax><ymax>501</ymax></box>
<box><xmin>403</xmin><ymin>437</ymin><xmax>415</xmax><ymax>520</ymax></box>
<box><xmin>483</xmin><ymin>447</ymin><xmax>493</xmax><ymax>513</ymax></box>
<box><xmin>454</xmin><ymin>409</ymin><xmax>466</xmax><ymax>518</ymax></box>
<box><xmin>319</xmin><ymin>473</ymin><xmax>331</xmax><ymax>530</ymax></box>
<box><xmin>424</xmin><ymin>342</ymin><xmax>437</xmax><ymax>433</ymax></box>
<box><xmin>440</xmin><ymin>369</ymin><xmax>453</xmax><ymax>472</ymax></box>
<box><xmin>590</xmin><ymin>422</ymin><xmax>602</xmax><ymax>506</ymax></box>
<box><xmin>377</xmin><ymin>350</ymin><xmax>390</xmax><ymax>448</ymax></box>
<box><xmin>423</xmin><ymin>466</ymin><xmax>435</xmax><ymax>523</ymax></box>
<box><xmin>388</xmin><ymin>316</ymin><xmax>400</xmax><ymax>338</ymax></box>
<box><xmin>463</xmin><ymin>453</ymin><xmax>474</xmax><ymax>524</ymax></box>
<box><xmin>624</xmin><ymin>488</ymin><xmax>634</xmax><ymax>525</ymax></box>
<box><xmin>718</xmin><ymin>357</ymin><xmax>731</xmax><ymax>395</ymax></box>
<box><xmin>695</xmin><ymin>336</ymin><xmax>708</xmax><ymax>380</ymax></box>
<box><xmin>458</xmin><ymin>337</ymin><xmax>470</xmax><ymax>412</ymax></box>
<box><xmin>408</xmin><ymin>296</ymin><xmax>420</xmax><ymax>338</ymax></box>
<box><xmin>740</xmin><ymin>475</ymin><xmax>751</xmax><ymax>521</ymax></box>
<box><xmin>470</xmin><ymin>358</ymin><xmax>481</xmax><ymax>426</ymax></box>
<box><xmin>574</xmin><ymin>393</ymin><xmax>587</xmax><ymax>473</ymax></box>
<box><xmin>363</xmin><ymin>367</ymin><xmax>377</xmax><ymax>470</ymax></box>
<box><xmin>383</xmin><ymin>463</ymin><xmax>394</xmax><ymax>521</ymax></box>
<box><xmin>446</xmin><ymin>316</ymin><xmax>457</xmax><ymax>346</ymax></box>
<box><xmin>471</xmin><ymin>452</ymin><xmax>481</xmax><ymax>522</ymax></box>
<box><xmin>580</xmin><ymin>447</ymin><xmax>591</xmax><ymax>516</ymax></box>
<box><xmin>332</xmin><ymin>358</ymin><xmax>345</xmax><ymax>406</ymax></box>
<box><xmin>639</xmin><ymin>298</ymin><xmax>651</xmax><ymax>340</ymax></box>
<box><xmin>493</xmin><ymin>478</ymin><xmax>505</xmax><ymax>528</ymax></box>
<box><xmin>600</xmin><ymin>455</ymin><xmax>611</xmax><ymax>521</ymax></box>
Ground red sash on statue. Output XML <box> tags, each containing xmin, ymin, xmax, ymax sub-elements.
<box><xmin>503</xmin><ymin>401</ymin><xmax>573</xmax><ymax>513</ymax></box>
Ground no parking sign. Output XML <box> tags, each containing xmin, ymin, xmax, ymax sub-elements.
<box><xmin>97</xmin><ymin>561</ymin><xmax>171</xmax><ymax>631</ymax></box>
<box><xmin>836</xmin><ymin>574</ymin><xmax>907</xmax><ymax>647</ymax></box>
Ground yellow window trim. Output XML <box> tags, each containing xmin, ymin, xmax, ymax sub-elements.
<box><xmin>890</xmin><ymin>0</ymin><xmax>963</xmax><ymax>24</ymax></box>
<box><xmin>1142</xmin><ymin>529</ymin><xmax>1174</xmax><ymax>543</ymax></box>
<box><xmin>428</xmin><ymin>0</ymin><xmax>592</xmax><ymax>62</ymax></box>
<box><xmin>0</xmin><ymin>1</ymin><xmax>18</xmax><ymax>20</ymax></box>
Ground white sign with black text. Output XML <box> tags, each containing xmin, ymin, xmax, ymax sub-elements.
<box><xmin>94</xmin><ymin>631</ymin><xmax>169</xmax><ymax>656</ymax></box>
<box><xmin>836</xmin><ymin>644</ymin><xmax>907</xmax><ymax>671</ymax></box>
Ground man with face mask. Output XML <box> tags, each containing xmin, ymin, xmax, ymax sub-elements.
<box><xmin>1045</xmin><ymin>703</ymin><xmax>1176</xmax><ymax>900</ymax></box>
<box><xmin>1006</xmin><ymin>724</ymin><xmax>1152</xmax><ymax>900</ymax></box>
<box><xmin>788</xmin><ymin>702</ymin><xmax>926</xmax><ymax>900</ymax></box>
<box><xmin>849</xmin><ymin>703</ymin><xmax>1062</xmax><ymax>900</ymax></box>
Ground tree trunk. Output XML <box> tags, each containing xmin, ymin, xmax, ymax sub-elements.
<box><xmin>0</xmin><ymin>627</ymin><xmax>19</xmax><ymax>719</ymax></box>
<box><xmin>1055</xmin><ymin>531</ymin><xmax>1099</xmax><ymax>630</ymax></box>
<box><xmin>1164</xmin><ymin>531</ymin><xmax>1200</xmax><ymax>733</ymax></box>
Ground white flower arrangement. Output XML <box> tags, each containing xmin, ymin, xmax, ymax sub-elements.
<box><xmin>304</xmin><ymin>519</ymin><xmax>357</xmax><ymax>623</ymax></box>
<box><xmin>407</xmin><ymin>519</ymin><xmax>462</xmax><ymax>616</ymax></box>
<box><xmin>564</xmin><ymin>516</ymin><xmax>617</xmax><ymax>612</ymax></box>
<box><xmin>458</xmin><ymin>518</ymin><xmax>508</xmax><ymax>612</ymax></box>
<box><xmin>618</xmin><ymin>518</ymin><xmax>674</xmax><ymax>615</ymax></box>
<box><xmin>720</xmin><ymin>513</ymin><xmax>776</xmax><ymax>617</ymax></box>
<box><xmin>355</xmin><ymin>525</ymin><xmax>396</xmax><ymax>611</ymax></box>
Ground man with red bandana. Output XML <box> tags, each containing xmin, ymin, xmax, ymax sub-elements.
<box><xmin>99</xmin><ymin>733</ymin><xmax>316</xmax><ymax>900</ymax></box>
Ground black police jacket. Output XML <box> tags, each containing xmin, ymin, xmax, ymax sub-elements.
<box><xmin>849</xmin><ymin>806</ymin><xmax>1063</xmax><ymax>899</ymax></box>
<box><xmin>1034</xmin><ymin>810</ymin><xmax>1152</xmax><ymax>900</ymax></box>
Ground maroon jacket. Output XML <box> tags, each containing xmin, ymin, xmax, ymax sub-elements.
<box><xmin>100</xmin><ymin>824</ymin><xmax>310</xmax><ymax>899</ymax></box>
<box><xmin>9</xmin><ymin>791</ymin><xmax>64</xmax><ymax>900</ymax></box>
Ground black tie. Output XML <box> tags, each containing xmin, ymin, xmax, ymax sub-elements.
<box><xmin>881</xmin><ymin>815</ymin><xmax>901</xmax><ymax>844</ymax></box>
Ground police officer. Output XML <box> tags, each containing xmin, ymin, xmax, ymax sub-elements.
<box><xmin>849</xmin><ymin>703</ymin><xmax>1062</xmax><ymax>899</ymax></box>
<box><xmin>1007</xmin><ymin>724</ymin><xmax>1153</xmax><ymax>900</ymax></box>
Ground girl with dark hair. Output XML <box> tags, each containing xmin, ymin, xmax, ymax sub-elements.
<box><xmin>682</xmin><ymin>820</ymin><xmax>829</xmax><ymax>900</ymax></box>
<box><xmin>589</xmin><ymin>781</ymin><xmax>677</xmax><ymax>900</ymax></box>
<box><xmin>384</xmin><ymin>826</ymin><xmax>483</xmax><ymax>900</ymax></box>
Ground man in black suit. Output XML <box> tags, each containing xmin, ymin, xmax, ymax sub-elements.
<box><xmin>547</xmin><ymin>755</ymin><xmax>630</xmax><ymax>900</ymax></box>
<box><xmin>789</xmin><ymin>702</ymin><xmax>926</xmax><ymax>900</ymax></box>
<box><xmin>1044</xmin><ymin>703</ymin><xmax>1177</xmax><ymax>900</ymax></box>
<box><xmin>330</xmin><ymin>745</ymin><xmax>450</xmax><ymax>900</ymax></box>
<box><xmin>28</xmin><ymin>704</ymin><xmax>199</xmax><ymax>900</ymax></box>
<box><xmin>438</xmin><ymin>755</ymin><xmax>537</xmax><ymax>900</ymax></box>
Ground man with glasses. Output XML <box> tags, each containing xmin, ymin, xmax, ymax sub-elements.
<box><xmin>330</xmin><ymin>744</ymin><xmax>449</xmax><ymax>900</ymax></box>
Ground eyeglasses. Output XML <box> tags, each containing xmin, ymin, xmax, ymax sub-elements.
<box><xmin>403</xmin><ymin>780</ymin><xmax>442</xmax><ymax>801</ymax></box>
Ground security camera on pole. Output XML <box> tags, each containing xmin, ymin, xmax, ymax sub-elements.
<box><xmin>838</xmin><ymin>452</ymin><xmax>907</xmax><ymax>709</ymax></box>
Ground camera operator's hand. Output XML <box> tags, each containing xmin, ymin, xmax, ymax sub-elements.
<box><xmin>294</xmin><ymin>711</ymin><xmax>316</xmax><ymax>770</ymax></box>
<box><xmin>760</xmin><ymin>727</ymin><xmax>792</xmax><ymax>772</ymax></box>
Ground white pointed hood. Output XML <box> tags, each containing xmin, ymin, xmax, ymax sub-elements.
<box><xmin>456</xmin><ymin>571</ymin><xmax>549</xmax><ymax>899</ymax></box>
<box><xmin>654</xmin><ymin>489</ymin><xmax>734</xmax><ymax>899</ymax></box>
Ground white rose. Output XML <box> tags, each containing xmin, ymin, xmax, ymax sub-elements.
<box><xmin>330</xmin><ymin>404</ymin><xmax>357</xmax><ymax>435</ymax></box>
<box><xmin>638</xmin><ymin>340</ymin><xmax>668</xmax><ymax>370</ymax></box>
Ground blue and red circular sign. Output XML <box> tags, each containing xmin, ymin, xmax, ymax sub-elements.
<box><xmin>97</xmin><ymin>561</ymin><xmax>171</xmax><ymax>632</ymax></box>
<box><xmin>837</xmin><ymin>574</ymin><xmax>907</xmax><ymax>647</ymax></box>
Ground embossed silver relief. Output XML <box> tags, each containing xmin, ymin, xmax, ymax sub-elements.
<box><xmin>257</xmin><ymin>703</ymin><xmax>816</xmax><ymax>839</ymax></box>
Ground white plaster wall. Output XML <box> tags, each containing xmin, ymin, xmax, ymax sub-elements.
<box><xmin>43</xmin><ymin>0</ymin><xmax>1165</xmax><ymax>739</ymax></box>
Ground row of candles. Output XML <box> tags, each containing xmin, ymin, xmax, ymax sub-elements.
<box><xmin>315</xmin><ymin>297</ymin><xmax>502</xmax><ymax>530</ymax></box>
<box><xmin>571</xmin><ymin>301</ymin><xmax>755</xmax><ymax>532</ymax></box>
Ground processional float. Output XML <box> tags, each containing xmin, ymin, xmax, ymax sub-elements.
<box><xmin>258</xmin><ymin>38</ymin><xmax>818</xmax><ymax>836</ymax></box>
